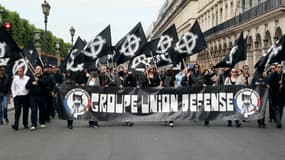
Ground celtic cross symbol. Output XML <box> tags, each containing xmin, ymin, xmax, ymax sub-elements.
<box><xmin>156</xmin><ymin>35</ymin><xmax>173</xmax><ymax>54</ymax></box>
<box><xmin>0</xmin><ymin>42</ymin><xmax>7</xmax><ymax>58</ymax></box>
<box><xmin>66</xmin><ymin>49</ymin><xmax>84</xmax><ymax>72</ymax></box>
<box><xmin>265</xmin><ymin>45</ymin><xmax>283</xmax><ymax>67</ymax></box>
<box><xmin>13</xmin><ymin>58</ymin><xmax>28</xmax><ymax>75</ymax></box>
<box><xmin>0</xmin><ymin>42</ymin><xmax>10</xmax><ymax>66</ymax></box>
<box><xmin>130</xmin><ymin>54</ymin><xmax>151</xmax><ymax>69</ymax></box>
<box><xmin>83</xmin><ymin>36</ymin><xmax>106</xmax><ymax>59</ymax></box>
<box><xmin>175</xmin><ymin>32</ymin><xmax>198</xmax><ymax>54</ymax></box>
<box><xmin>120</xmin><ymin>34</ymin><xmax>141</xmax><ymax>57</ymax></box>
<box><xmin>226</xmin><ymin>45</ymin><xmax>238</xmax><ymax>65</ymax></box>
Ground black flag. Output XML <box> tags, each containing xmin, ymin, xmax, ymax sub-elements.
<box><xmin>129</xmin><ymin>54</ymin><xmax>154</xmax><ymax>72</ymax></box>
<box><xmin>0</xmin><ymin>29</ymin><xmax>22</xmax><ymax>66</ymax></box>
<box><xmin>255</xmin><ymin>34</ymin><xmax>285</xmax><ymax>71</ymax></box>
<box><xmin>114</xmin><ymin>22</ymin><xmax>147</xmax><ymax>65</ymax></box>
<box><xmin>0</xmin><ymin>29</ymin><xmax>31</xmax><ymax>76</ymax></box>
<box><xmin>62</xmin><ymin>37</ymin><xmax>86</xmax><ymax>73</ymax></box>
<box><xmin>23</xmin><ymin>42</ymin><xmax>43</xmax><ymax>68</ymax></box>
<box><xmin>75</xmin><ymin>25</ymin><xmax>112</xmax><ymax>64</ymax></box>
<box><xmin>215</xmin><ymin>32</ymin><xmax>247</xmax><ymax>68</ymax></box>
<box><xmin>174</xmin><ymin>20</ymin><xmax>207</xmax><ymax>58</ymax></box>
<box><xmin>149</xmin><ymin>24</ymin><xmax>179</xmax><ymax>67</ymax></box>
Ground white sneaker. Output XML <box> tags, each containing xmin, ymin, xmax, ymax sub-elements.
<box><xmin>169</xmin><ymin>122</ymin><xmax>174</xmax><ymax>127</ymax></box>
<box><xmin>40</xmin><ymin>124</ymin><xmax>46</xmax><ymax>128</ymax></box>
<box><xmin>30</xmin><ymin>126</ymin><xmax>36</xmax><ymax>131</ymax></box>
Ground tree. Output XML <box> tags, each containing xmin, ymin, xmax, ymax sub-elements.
<box><xmin>0</xmin><ymin>5</ymin><xmax>71</xmax><ymax>58</ymax></box>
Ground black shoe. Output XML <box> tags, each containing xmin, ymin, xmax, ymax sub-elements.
<box><xmin>204</xmin><ymin>121</ymin><xmax>209</xmax><ymax>127</ymax></box>
<box><xmin>0</xmin><ymin>121</ymin><xmax>3</xmax><ymax>125</ymax></box>
<box><xmin>277</xmin><ymin>124</ymin><xmax>282</xmax><ymax>128</ymax></box>
<box><xmin>4</xmin><ymin>118</ymin><xmax>9</xmax><ymax>124</ymax></box>
<box><xmin>11</xmin><ymin>125</ymin><xmax>18</xmax><ymax>131</ymax></box>
<box><xmin>24</xmin><ymin>125</ymin><xmax>29</xmax><ymax>129</ymax></box>
<box><xmin>128</xmin><ymin>122</ymin><xmax>134</xmax><ymax>127</ymax></box>
<box><xmin>262</xmin><ymin>124</ymin><xmax>266</xmax><ymax>128</ymax></box>
<box><xmin>236</xmin><ymin>123</ymin><xmax>241</xmax><ymax>128</ymax></box>
<box><xmin>67</xmin><ymin>124</ymin><xmax>73</xmax><ymax>129</ymax></box>
<box><xmin>227</xmin><ymin>121</ymin><xmax>232</xmax><ymax>127</ymax></box>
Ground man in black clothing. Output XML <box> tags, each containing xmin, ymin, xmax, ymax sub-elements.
<box><xmin>42</xmin><ymin>65</ymin><xmax>56</xmax><ymax>123</ymax></box>
<box><xmin>267</xmin><ymin>64</ymin><xmax>282</xmax><ymax>128</ymax></box>
<box><xmin>0</xmin><ymin>66</ymin><xmax>11</xmax><ymax>125</ymax></box>
<box><xmin>26</xmin><ymin>65</ymin><xmax>47</xmax><ymax>130</ymax></box>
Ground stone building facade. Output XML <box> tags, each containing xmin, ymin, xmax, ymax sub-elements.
<box><xmin>150</xmin><ymin>0</ymin><xmax>285</xmax><ymax>73</ymax></box>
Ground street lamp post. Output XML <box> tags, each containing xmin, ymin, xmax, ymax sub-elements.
<box><xmin>55</xmin><ymin>41</ymin><xmax>61</xmax><ymax>66</ymax></box>
<box><xmin>42</xmin><ymin>0</ymin><xmax>51</xmax><ymax>65</ymax></box>
<box><xmin>69</xmin><ymin>26</ymin><xmax>75</xmax><ymax>46</ymax></box>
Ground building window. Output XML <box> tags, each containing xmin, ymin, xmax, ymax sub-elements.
<box><xmin>249</xmin><ymin>0</ymin><xmax>253</xmax><ymax>9</ymax></box>
<box><xmin>216</xmin><ymin>11</ymin><xmax>218</xmax><ymax>25</ymax></box>
<box><xmin>220</xmin><ymin>8</ymin><xmax>223</xmax><ymax>23</ymax></box>
<box><xmin>242</xmin><ymin>0</ymin><xmax>245</xmax><ymax>12</ymax></box>
<box><xmin>225</xmin><ymin>4</ymin><xmax>228</xmax><ymax>19</ymax></box>
<box><xmin>231</xmin><ymin>1</ymin><xmax>234</xmax><ymax>17</ymax></box>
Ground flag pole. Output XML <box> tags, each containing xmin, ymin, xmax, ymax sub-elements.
<box><xmin>20</xmin><ymin>51</ymin><xmax>35</xmax><ymax>74</ymax></box>
<box><xmin>150</xmin><ymin>51</ymin><xmax>162</xmax><ymax>80</ymax></box>
<box><xmin>182</xmin><ymin>58</ymin><xmax>187</xmax><ymax>70</ymax></box>
<box><xmin>207</xmin><ymin>49</ymin><xmax>215</xmax><ymax>67</ymax></box>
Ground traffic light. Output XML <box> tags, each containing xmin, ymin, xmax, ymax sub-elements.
<box><xmin>4</xmin><ymin>22</ymin><xmax>12</xmax><ymax>31</ymax></box>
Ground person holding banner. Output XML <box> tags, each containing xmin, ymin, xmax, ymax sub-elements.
<box><xmin>147</xmin><ymin>66</ymin><xmax>163</xmax><ymax>88</ymax></box>
<box><xmin>239</xmin><ymin>65</ymin><xmax>251</xmax><ymax>85</ymax></box>
<box><xmin>203</xmin><ymin>70</ymin><xmax>218</xmax><ymax>126</ymax></box>
<box><xmin>63</xmin><ymin>71</ymin><xmax>76</xmax><ymax>129</ymax></box>
<box><xmin>87</xmin><ymin>71</ymin><xmax>100</xmax><ymax>128</ymax></box>
<box><xmin>123</xmin><ymin>69</ymin><xmax>137</xmax><ymax>127</ymax></box>
<box><xmin>224</xmin><ymin>68</ymin><xmax>242</xmax><ymax>128</ymax></box>
<box><xmin>114</xmin><ymin>65</ymin><xmax>126</xmax><ymax>88</ymax></box>
<box><xmin>188</xmin><ymin>64</ymin><xmax>202</xmax><ymax>87</ymax></box>
<box><xmin>99</xmin><ymin>66</ymin><xmax>111</xmax><ymax>87</ymax></box>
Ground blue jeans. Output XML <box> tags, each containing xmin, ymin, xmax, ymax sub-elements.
<box><xmin>0</xmin><ymin>95</ymin><xmax>8</xmax><ymax>122</ymax></box>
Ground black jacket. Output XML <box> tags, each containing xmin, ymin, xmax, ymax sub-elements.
<box><xmin>0</xmin><ymin>74</ymin><xmax>11</xmax><ymax>94</ymax></box>
<box><xmin>26</xmin><ymin>75</ymin><xmax>47</xmax><ymax>96</ymax></box>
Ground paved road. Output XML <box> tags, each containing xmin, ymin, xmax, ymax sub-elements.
<box><xmin>0</xmin><ymin>111</ymin><xmax>285</xmax><ymax>160</ymax></box>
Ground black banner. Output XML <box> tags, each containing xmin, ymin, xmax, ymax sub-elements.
<box><xmin>58</xmin><ymin>85</ymin><xmax>268</xmax><ymax>121</ymax></box>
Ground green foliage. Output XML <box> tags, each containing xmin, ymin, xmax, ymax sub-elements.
<box><xmin>0</xmin><ymin>5</ymin><xmax>71</xmax><ymax>58</ymax></box>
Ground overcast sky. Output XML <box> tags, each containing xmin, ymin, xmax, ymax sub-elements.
<box><xmin>0</xmin><ymin>0</ymin><xmax>164</xmax><ymax>43</ymax></box>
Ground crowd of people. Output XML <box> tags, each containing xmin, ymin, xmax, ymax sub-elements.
<box><xmin>0</xmin><ymin>62</ymin><xmax>284</xmax><ymax>131</ymax></box>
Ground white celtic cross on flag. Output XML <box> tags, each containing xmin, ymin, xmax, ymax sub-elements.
<box><xmin>0</xmin><ymin>42</ymin><xmax>10</xmax><ymax>66</ymax></box>
<box><xmin>175</xmin><ymin>32</ymin><xmax>198</xmax><ymax>55</ymax></box>
<box><xmin>265</xmin><ymin>44</ymin><xmax>283</xmax><ymax>67</ymax></box>
<box><xmin>83</xmin><ymin>36</ymin><xmax>106</xmax><ymax>59</ymax></box>
<box><xmin>13</xmin><ymin>58</ymin><xmax>28</xmax><ymax>75</ymax></box>
<box><xmin>66</xmin><ymin>49</ymin><xmax>84</xmax><ymax>72</ymax></box>
<box><xmin>226</xmin><ymin>45</ymin><xmax>238</xmax><ymax>65</ymax></box>
<box><xmin>156</xmin><ymin>35</ymin><xmax>173</xmax><ymax>54</ymax></box>
<box><xmin>120</xmin><ymin>34</ymin><xmax>141</xmax><ymax>57</ymax></box>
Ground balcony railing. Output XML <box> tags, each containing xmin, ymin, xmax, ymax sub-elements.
<box><xmin>204</xmin><ymin>0</ymin><xmax>285</xmax><ymax>38</ymax></box>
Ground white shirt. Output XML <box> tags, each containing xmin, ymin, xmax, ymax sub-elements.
<box><xmin>11</xmin><ymin>75</ymin><xmax>30</xmax><ymax>97</ymax></box>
